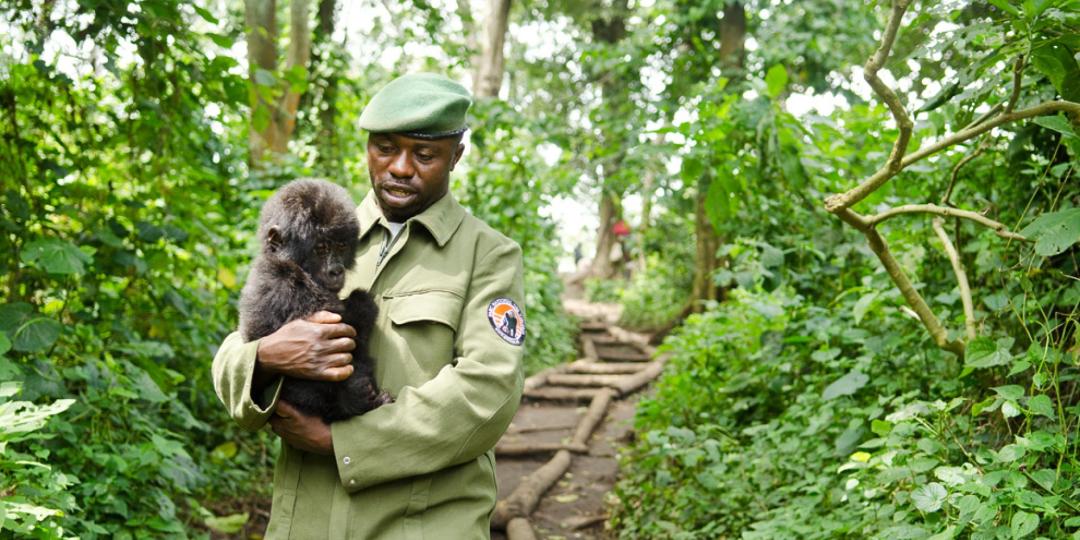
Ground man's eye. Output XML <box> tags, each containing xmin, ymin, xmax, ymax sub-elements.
<box><xmin>416</xmin><ymin>153</ymin><xmax>434</xmax><ymax>161</ymax></box>
<box><xmin>378</xmin><ymin>145</ymin><xmax>395</xmax><ymax>154</ymax></box>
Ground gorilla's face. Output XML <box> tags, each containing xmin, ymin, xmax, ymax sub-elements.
<box><xmin>366</xmin><ymin>133</ymin><xmax>464</xmax><ymax>222</ymax></box>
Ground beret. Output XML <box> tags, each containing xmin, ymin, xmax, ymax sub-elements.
<box><xmin>358</xmin><ymin>73</ymin><xmax>473</xmax><ymax>138</ymax></box>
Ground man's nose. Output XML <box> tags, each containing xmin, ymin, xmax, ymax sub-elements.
<box><xmin>388</xmin><ymin>151</ymin><xmax>414</xmax><ymax>178</ymax></box>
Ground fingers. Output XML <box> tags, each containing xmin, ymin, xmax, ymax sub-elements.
<box><xmin>319</xmin><ymin>322</ymin><xmax>357</xmax><ymax>339</ymax></box>
<box><xmin>306</xmin><ymin>311</ymin><xmax>342</xmax><ymax>324</ymax></box>
<box><xmin>321</xmin><ymin>364</ymin><xmax>354</xmax><ymax>382</ymax></box>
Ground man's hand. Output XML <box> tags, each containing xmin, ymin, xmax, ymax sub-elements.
<box><xmin>256</xmin><ymin>311</ymin><xmax>357</xmax><ymax>382</ymax></box>
<box><xmin>270</xmin><ymin>400</ymin><xmax>334</xmax><ymax>455</ymax></box>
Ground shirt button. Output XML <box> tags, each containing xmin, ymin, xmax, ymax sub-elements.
<box><xmin>349</xmin><ymin>479</ymin><xmax>356</xmax><ymax>486</ymax></box>
<box><xmin>343</xmin><ymin>456</ymin><xmax>351</xmax><ymax>465</ymax></box>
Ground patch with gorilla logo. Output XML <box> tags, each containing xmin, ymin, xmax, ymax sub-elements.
<box><xmin>487</xmin><ymin>298</ymin><xmax>525</xmax><ymax>346</ymax></box>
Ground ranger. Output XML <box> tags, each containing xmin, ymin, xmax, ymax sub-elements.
<box><xmin>212</xmin><ymin>73</ymin><xmax>525</xmax><ymax>539</ymax></box>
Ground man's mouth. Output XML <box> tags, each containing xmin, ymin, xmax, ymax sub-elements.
<box><xmin>382</xmin><ymin>185</ymin><xmax>414</xmax><ymax>199</ymax></box>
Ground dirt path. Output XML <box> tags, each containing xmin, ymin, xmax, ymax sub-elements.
<box><xmin>490</xmin><ymin>299</ymin><xmax>662</xmax><ymax>540</ymax></box>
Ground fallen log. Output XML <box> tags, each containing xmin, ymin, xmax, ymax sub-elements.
<box><xmin>579</xmin><ymin>321</ymin><xmax>608</xmax><ymax>332</ymax></box>
<box><xmin>506</xmin><ymin>517</ymin><xmax>538</xmax><ymax>540</ymax></box>
<box><xmin>524</xmin><ymin>387</ymin><xmax>598</xmax><ymax>402</ymax></box>
<box><xmin>495</xmin><ymin>442</ymin><xmax>588</xmax><ymax>456</ymax></box>
<box><xmin>567</xmin><ymin>360</ymin><xmax>644</xmax><ymax>374</ymax></box>
<box><xmin>492</xmin><ymin>450</ymin><xmax>573</xmax><ymax>529</ymax></box>
<box><xmin>606</xmin><ymin>325</ymin><xmax>655</xmax><ymax>352</ymax></box>
<box><xmin>546</xmin><ymin>373</ymin><xmax>628</xmax><ymax>388</ymax></box>
<box><xmin>571</xmin><ymin>388</ymin><xmax>615</xmax><ymax>447</ymax></box>
<box><xmin>506</xmin><ymin>423</ymin><xmax>578</xmax><ymax>435</ymax></box>
<box><xmin>523</xmin><ymin>363</ymin><xmax>570</xmax><ymax>392</ymax></box>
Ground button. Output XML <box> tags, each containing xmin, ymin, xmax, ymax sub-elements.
<box><xmin>349</xmin><ymin>479</ymin><xmax>356</xmax><ymax>485</ymax></box>
<box><xmin>343</xmin><ymin>456</ymin><xmax>351</xmax><ymax>465</ymax></box>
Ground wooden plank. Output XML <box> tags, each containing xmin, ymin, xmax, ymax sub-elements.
<box><xmin>506</xmin><ymin>518</ymin><xmax>538</xmax><ymax>540</ymax></box>
<box><xmin>595</xmin><ymin>346</ymin><xmax>651</xmax><ymax>362</ymax></box>
<box><xmin>582</xmin><ymin>336</ymin><xmax>599</xmax><ymax>361</ymax></box>
<box><xmin>613</xmin><ymin>356</ymin><xmax>668</xmax><ymax>396</ymax></box>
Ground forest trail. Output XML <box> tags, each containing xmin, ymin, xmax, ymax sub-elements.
<box><xmin>490</xmin><ymin>298</ymin><xmax>664</xmax><ymax>540</ymax></box>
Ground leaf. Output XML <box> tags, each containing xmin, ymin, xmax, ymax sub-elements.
<box><xmin>966</xmin><ymin>337</ymin><xmax>1014</xmax><ymax>369</ymax></box>
<box><xmin>1019</xmin><ymin>208</ymin><xmax>1080</xmax><ymax>257</ymax></box>
<box><xmin>554</xmin><ymin>493</ymin><xmax>579</xmax><ymax>503</ymax></box>
<box><xmin>1010</xmin><ymin>510</ymin><xmax>1038</xmax><ymax>538</ymax></box>
<box><xmin>1027</xmin><ymin>394</ymin><xmax>1054</xmax><ymax>417</ymax></box>
<box><xmin>210</xmin><ymin>441</ymin><xmax>238</xmax><ymax>463</ymax></box>
<box><xmin>988</xmin><ymin>0</ymin><xmax>1021</xmax><ymax>16</ymax></box>
<box><xmin>12</xmin><ymin>317</ymin><xmax>62</xmax><ymax>352</ymax></box>
<box><xmin>1002</xmin><ymin>400</ymin><xmax>1021</xmax><ymax>418</ymax></box>
<box><xmin>20</xmin><ymin>239</ymin><xmax>91</xmax><ymax>275</ymax></box>
<box><xmin>0</xmin><ymin>381</ymin><xmax>19</xmax><ymax>399</ymax></box>
<box><xmin>853</xmin><ymin>292</ymin><xmax>878</xmax><ymax>324</ymax></box>
<box><xmin>765</xmin><ymin>64</ymin><xmax>788</xmax><ymax>98</ymax></box>
<box><xmin>912</xmin><ymin>482</ymin><xmax>947</xmax><ymax>512</ymax></box>
<box><xmin>1030</xmin><ymin>42</ymin><xmax>1080</xmax><ymax>101</ymax></box>
<box><xmin>205</xmin><ymin>512</ymin><xmax>249</xmax><ymax>534</ymax></box>
<box><xmin>0</xmin><ymin>332</ymin><xmax>10</xmax><ymax>356</ymax></box>
<box><xmin>997</xmin><ymin>444</ymin><xmax>1025</xmax><ymax>462</ymax></box>
<box><xmin>993</xmin><ymin>385</ymin><xmax>1025</xmax><ymax>401</ymax></box>
<box><xmin>1033</xmin><ymin>115</ymin><xmax>1079</xmax><ymax>139</ymax></box>
<box><xmin>822</xmin><ymin>370</ymin><xmax>869</xmax><ymax>400</ymax></box>
<box><xmin>253</xmin><ymin>68</ymin><xmax>277</xmax><ymax>87</ymax></box>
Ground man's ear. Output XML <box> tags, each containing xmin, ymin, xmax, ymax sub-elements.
<box><xmin>449</xmin><ymin>142</ymin><xmax>465</xmax><ymax>171</ymax></box>
<box><xmin>266</xmin><ymin>226</ymin><xmax>282</xmax><ymax>252</ymax></box>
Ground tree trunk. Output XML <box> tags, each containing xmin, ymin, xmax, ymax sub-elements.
<box><xmin>312</xmin><ymin>0</ymin><xmax>339</xmax><ymax>177</ymax></box>
<box><xmin>246</xmin><ymin>0</ymin><xmax>313</xmax><ymax>167</ymax></box>
<box><xmin>246</xmin><ymin>0</ymin><xmax>277</xmax><ymax>165</ymax></box>
<box><xmin>689</xmin><ymin>2</ymin><xmax>744</xmax><ymax>309</ymax></box>
<box><xmin>473</xmin><ymin>0</ymin><xmax>511</xmax><ymax>98</ymax></box>
<box><xmin>587</xmin><ymin>190</ymin><xmax>620</xmax><ymax>279</ymax></box>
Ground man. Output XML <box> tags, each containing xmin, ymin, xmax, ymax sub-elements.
<box><xmin>212</xmin><ymin>73</ymin><xmax>525</xmax><ymax>539</ymax></box>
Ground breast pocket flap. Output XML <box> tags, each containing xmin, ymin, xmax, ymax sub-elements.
<box><xmin>385</xmin><ymin>290</ymin><xmax>462</xmax><ymax>332</ymax></box>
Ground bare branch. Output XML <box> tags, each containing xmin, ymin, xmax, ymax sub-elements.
<box><xmin>941</xmin><ymin>138</ymin><xmax>989</xmax><ymax>205</ymax></box>
<box><xmin>863</xmin><ymin>0</ymin><xmax>914</xmax><ymax>176</ymax></box>
<box><xmin>1005</xmin><ymin>55</ymin><xmax>1025</xmax><ymax>114</ymax></box>
<box><xmin>932</xmin><ymin>218</ymin><xmax>977</xmax><ymax>341</ymax></box>
<box><xmin>826</xmin><ymin>100</ymin><xmax>1080</xmax><ymax>211</ymax></box>
<box><xmin>865</xmin><ymin>203</ymin><xmax>1028</xmax><ymax>241</ymax></box>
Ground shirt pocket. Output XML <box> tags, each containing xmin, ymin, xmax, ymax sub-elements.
<box><xmin>384</xmin><ymin>289</ymin><xmax>463</xmax><ymax>378</ymax></box>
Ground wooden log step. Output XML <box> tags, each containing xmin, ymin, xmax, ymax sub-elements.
<box><xmin>571</xmin><ymin>388</ymin><xmax>615</xmax><ymax>447</ymax></box>
<box><xmin>566</xmin><ymin>360</ymin><xmax>644</xmax><ymax>374</ymax></box>
<box><xmin>582</xmin><ymin>337</ymin><xmax>600</xmax><ymax>361</ymax></box>
<box><xmin>523</xmin><ymin>387</ymin><xmax>599</xmax><ymax>402</ymax></box>
<box><xmin>495</xmin><ymin>442</ymin><xmax>588</xmax><ymax>456</ymax></box>
<box><xmin>492</xmin><ymin>450</ymin><xmax>573</xmax><ymax>529</ymax></box>
<box><xmin>546</xmin><ymin>373</ymin><xmax>628</xmax><ymax>389</ymax></box>
<box><xmin>522</xmin><ymin>364</ymin><xmax>570</xmax><ymax>392</ymax></box>
<box><xmin>507</xmin><ymin>518</ymin><xmax>538</xmax><ymax>540</ymax></box>
<box><xmin>606</xmin><ymin>325</ymin><xmax>655</xmax><ymax>352</ymax></box>
<box><xmin>612</xmin><ymin>357</ymin><xmax>667</xmax><ymax>396</ymax></box>
<box><xmin>579</xmin><ymin>321</ymin><xmax>609</xmax><ymax>332</ymax></box>
<box><xmin>595</xmin><ymin>346</ymin><xmax>651</xmax><ymax>362</ymax></box>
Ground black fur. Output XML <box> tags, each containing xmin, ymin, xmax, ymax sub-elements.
<box><xmin>238</xmin><ymin>178</ymin><xmax>390</xmax><ymax>422</ymax></box>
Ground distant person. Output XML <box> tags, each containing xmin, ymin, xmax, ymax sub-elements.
<box><xmin>212</xmin><ymin>73</ymin><xmax>525</xmax><ymax>539</ymax></box>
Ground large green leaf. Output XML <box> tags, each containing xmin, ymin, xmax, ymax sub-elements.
<box><xmin>765</xmin><ymin>64</ymin><xmax>788</xmax><ymax>98</ymax></box>
<box><xmin>1031</xmin><ymin>42</ymin><xmax>1080</xmax><ymax>101</ymax></box>
<box><xmin>1019</xmin><ymin>207</ymin><xmax>1080</xmax><ymax>256</ymax></box>
<box><xmin>12</xmin><ymin>317</ymin><xmax>62</xmax><ymax>353</ymax></box>
<box><xmin>1010</xmin><ymin>510</ymin><xmax>1039</xmax><ymax>538</ymax></box>
<box><xmin>822</xmin><ymin>370</ymin><xmax>869</xmax><ymax>400</ymax></box>
<box><xmin>965</xmin><ymin>337</ymin><xmax>1015</xmax><ymax>369</ymax></box>
<box><xmin>20</xmin><ymin>239</ymin><xmax>92</xmax><ymax>275</ymax></box>
<box><xmin>911</xmin><ymin>482</ymin><xmax>947</xmax><ymax>512</ymax></box>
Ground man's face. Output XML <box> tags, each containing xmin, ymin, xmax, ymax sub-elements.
<box><xmin>367</xmin><ymin>133</ymin><xmax>465</xmax><ymax>222</ymax></box>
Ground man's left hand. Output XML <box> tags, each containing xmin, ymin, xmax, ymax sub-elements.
<box><xmin>270</xmin><ymin>400</ymin><xmax>334</xmax><ymax>455</ymax></box>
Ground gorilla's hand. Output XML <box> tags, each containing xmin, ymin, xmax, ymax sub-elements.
<box><xmin>256</xmin><ymin>311</ymin><xmax>357</xmax><ymax>382</ymax></box>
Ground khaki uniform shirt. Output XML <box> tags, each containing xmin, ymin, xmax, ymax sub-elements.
<box><xmin>212</xmin><ymin>191</ymin><xmax>525</xmax><ymax>539</ymax></box>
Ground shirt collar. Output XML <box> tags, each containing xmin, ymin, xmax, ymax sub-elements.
<box><xmin>356</xmin><ymin>190</ymin><xmax>465</xmax><ymax>247</ymax></box>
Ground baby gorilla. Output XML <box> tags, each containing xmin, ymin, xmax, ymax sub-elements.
<box><xmin>239</xmin><ymin>178</ymin><xmax>390</xmax><ymax>422</ymax></box>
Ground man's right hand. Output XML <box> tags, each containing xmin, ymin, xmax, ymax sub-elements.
<box><xmin>255</xmin><ymin>311</ymin><xmax>357</xmax><ymax>383</ymax></box>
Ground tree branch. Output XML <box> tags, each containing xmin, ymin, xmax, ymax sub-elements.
<box><xmin>865</xmin><ymin>203</ymin><xmax>1028</xmax><ymax>241</ymax></box>
<box><xmin>1005</xmin><ymin>55</ymin><xmax>1024</xmax><ymax>114</ymax></box>
<box><xmin>932</xmin><ymin>217</ymin><xmax>977</xmax><ymax>341</ymax></box>
<box><xmin>826</xmin><ymin>100</ymin><xmax>1080</xmax><ymax>211</ymax></box>
<box><xmin>863</xmin><ymin>0</ymin><xmax>914</xmax><ymax>177</ymax></box>
<box><xmin>941</xmin><ymin>138</ymin><xmax>988</xmax><ymax>205</ymax></box>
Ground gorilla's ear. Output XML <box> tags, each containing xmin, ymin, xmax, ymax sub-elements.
<box><xmin>266</xmin><ymin>226</ymin><xmax>282</xmax><ymax>252</ymax></box>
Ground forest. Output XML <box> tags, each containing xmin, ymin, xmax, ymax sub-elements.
<box><xmin>1</xmin><ymin>0</ymin><xmax>1079</xmax><ymax>538</ymax></box>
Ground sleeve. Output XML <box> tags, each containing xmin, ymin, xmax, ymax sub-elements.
<box><xmin>330</xmin><ymin>240</ymin><xmax>525</xmax><ymax>492</ymax></box>
<box><xmin>211</xmin><ymin>331</ymin><xmax>285</xmax><ymax>432</ymax></box>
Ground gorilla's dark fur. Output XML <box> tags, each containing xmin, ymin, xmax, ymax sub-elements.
<box><xmin>239</xmin><ymin>178</ymin><xmax>390</xmax><ymax>422</ymax></box>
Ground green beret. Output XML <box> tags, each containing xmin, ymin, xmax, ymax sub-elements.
<box><xmin>358</xmin><ymin>73</ymin><xmax>472</xmax><ymax>139</ymax></box>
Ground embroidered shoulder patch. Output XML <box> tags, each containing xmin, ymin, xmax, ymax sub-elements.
<box><xmin>487</xmin><ymin>298</ymin><xmax>525</xmax><ymax>346</ymax></box>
